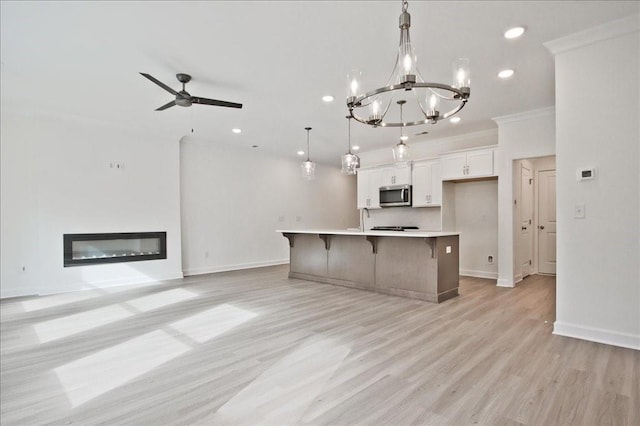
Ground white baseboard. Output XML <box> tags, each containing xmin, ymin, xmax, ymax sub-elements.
<box><xmin>460</xmin><ymin>269</ymin><xmax>498</xmax><ymax>280</ymax></box>
<box><xmin>496</xmin><ymin>278</ymin><xmax>515</xmax><ymax>288</ymax></box>
<box><xmin>183</xmin><ymin>259</ymin><xmax>289</xmax><ymax>277</ymax></box>
<box><xmin>553</xmin><ymin>321</ymin><xmax>640</xmax><ymax>350</ymax></box>
<box><xmin>0</xmin><ymin>272</ymin><xmax>185</xmax><ymax>299</ymax></box>
<box><xmin>1</xmin><ymin>287</ymin><xmax>39</xmax><ymax>299</ymax></box>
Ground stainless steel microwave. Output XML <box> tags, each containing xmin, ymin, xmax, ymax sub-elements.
<box><xmin>379</xmin><ymin>184</ymin><xmax>412</xmax><ymax>207</ymax></box>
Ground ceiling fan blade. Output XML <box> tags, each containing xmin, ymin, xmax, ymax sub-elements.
<box><xmin>155</xmin><ymin>100</ymin><xmax>176</xmax><ymax>111</ymax></box>
<box><xmin>192</xmin><ymin>96</ymin><xmax>242</xmax><ymax>109</ymax></box>
<box><xmin>140</xmin><ymin>72</ymin><xmax>178</xmax><ymax>96</ymax></box>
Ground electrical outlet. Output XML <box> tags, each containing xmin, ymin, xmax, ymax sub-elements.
<box><xmin>574</xmin><ymin>203</ymin><xmax>586</xmax><ymax>219</ymax></box>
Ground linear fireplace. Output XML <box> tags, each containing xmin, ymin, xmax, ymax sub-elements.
<box><xmin>63</xmin><ymin>232</ymin><xmax>167</xmax><ymax>267</ymax></box>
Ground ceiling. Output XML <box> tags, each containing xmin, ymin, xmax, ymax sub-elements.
<box><xmin>1</xmin><ymin>1</ymin><xmax>638</xmax><ymax>165</ymax></box>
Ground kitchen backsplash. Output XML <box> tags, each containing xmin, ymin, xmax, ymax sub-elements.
<box><xmin>361</xmin><ymin>207</ymin><xmax>441</xmax><ymax>231</ymax></box>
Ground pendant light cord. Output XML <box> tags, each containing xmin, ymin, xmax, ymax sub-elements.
<box><xmin>305</xmin><ymin>127</ymin><xmax>312</xmax><ymax>161</ymax></box>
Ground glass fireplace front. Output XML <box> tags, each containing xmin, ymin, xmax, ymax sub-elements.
<box><xmin>63</xmin><ymin>232</ymin><xmax>167</xmax><ymax>267</ymax></box>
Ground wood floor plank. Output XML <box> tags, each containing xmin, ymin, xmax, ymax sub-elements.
<box><xmin>1</xmin><ymin>266</ymin><xmax>638</xmax><ymax>425</ymax></box>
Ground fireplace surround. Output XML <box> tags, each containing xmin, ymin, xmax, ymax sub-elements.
<box><xmin>63</xmin><ymin>232</ymin><xmax>167</xmax><ymax>267</ymax></box>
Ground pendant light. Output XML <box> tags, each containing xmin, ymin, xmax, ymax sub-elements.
<box><xmin>341</xmin><ymin>116</ymin><xmax>360</xmax><ymax>175</ymax></box>
<box><xmin>301</xmin><ymin>127</ymin><xmax>316</xmax><ymax>180</ymax></box>
<box><xmin>392</xmin><ymin>100</ymin><xmax>410</xmax><ymax>165</ymax></box>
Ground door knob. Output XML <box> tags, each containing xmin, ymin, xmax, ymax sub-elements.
<box><xmin>539</xmin><ymin>225</ymin><xmax>545</xmax><ymax>230</ymax></box>
<box><xmin>522</xmin><ymin>226</ymin><xmax>527</xmax><ymax>230</ymax></box>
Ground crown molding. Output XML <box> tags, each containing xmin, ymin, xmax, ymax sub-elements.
<box><xmin>492</xmin><ymin>106</ymin><xmax>555</xmax><ymax>126</ymax></box>
<box><xmin>544</xmin><ymin>15</ymin><xmax>640</xmax><ymax>56</ymax></box>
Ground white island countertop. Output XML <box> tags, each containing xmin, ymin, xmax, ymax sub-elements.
<box><xmin>276</xmin><ymin>229</ymin><xmax>460</xmax><ymax>238</ymax></box>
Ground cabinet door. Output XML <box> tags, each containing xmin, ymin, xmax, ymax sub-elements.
<box><xmin>357</xmin><ymin>169</ymin><xmax>371</xmax><ymax>209</ymax></box>
<box><xmin>368</xmin><ymin>169</ymin><xmax>381</xmax><ymax>208</ymax></box>
<box><xmin>430</xmin><ymin>161</ymin><xmax>442</xmax><ymax>205</ymax></box>
<box><xmin>411</xmin><ymin>161</ymin><xmax>440</xmax><ymax>207</ymax></box>
<box><xmin>357</xmin><ymin>169</ymin><xmax>381</xmax><ymax>209</ymax></box>
<box><xmin>441</xmin><ymin>153</ymin><xmax>467</xmax><ymax>180</ymax></box>
<box><xmin>379</xmin><ymin>167</ymin><xmax>395</xmax><ymax>186</ymax></box>
<box><xmin>380</xmin><ymin>165</ymin><xmax>411</xmax><ymax>186</ymax></box>
<box><xmin>394</xmin><ymin>165</ymin><xmax>412</xmax><ymax>185</ymax></box>
<box><xmin>411</xmin><ymin>162</ymin><xmax>430</xmax><ymax>207</ymax></box>
<box><xmin>467</xmin><ymin>149</ymin><xmax>494</xmax><ymax>177</ymax></box>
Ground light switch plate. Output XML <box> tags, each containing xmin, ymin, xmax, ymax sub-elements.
<box><xmin>574</xmin><ymin>203</ymin><xmax>586</xmax><ymax>218</ymax></box>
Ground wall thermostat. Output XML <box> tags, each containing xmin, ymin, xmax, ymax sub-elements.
<box><xmin>577</xmin><ymin>168</ymin><xmax>596</xmax><ymax>181</ymax></box>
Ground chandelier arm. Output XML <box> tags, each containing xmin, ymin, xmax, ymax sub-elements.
<box><xmin>411</xmin><ymin>87</ymin><xmax>429</xmax><ymax>119</ymax></box>
<box><xmin>348</xmin><ymin>82</ymin><xmax>467</xmax><ymax>108</ymax></box>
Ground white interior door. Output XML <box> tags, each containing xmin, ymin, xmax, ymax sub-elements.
<box><xmin>520</xmin><ymin>164</ymin><xmax>533</xmax><ymax>278</ymax></box>
<box><xmin>538</xmin><ymin>170</ymin><xmax>557</xmax><ymax>275</ymax></box>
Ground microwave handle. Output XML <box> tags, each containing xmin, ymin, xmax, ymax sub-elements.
<box><xmin>401</xmin><ymin>187</ymin><xmax>405</xmax><ymax>201</ymax></box>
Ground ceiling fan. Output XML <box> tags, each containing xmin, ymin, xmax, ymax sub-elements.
<box><xmin>140</xmin><ymin>72</ymin><xmax>242</xmax><ymax>111</ymax></box>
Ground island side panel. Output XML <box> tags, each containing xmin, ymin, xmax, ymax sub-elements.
<box><xmin>289</xmin><ymin>233</ymin><xmax>328</xmax><ymax>278</ymax></box>
<box><xmin>327</xmin><ymin>235</ymin><xmax>376</xmax><ymax>287</ymax></box>
<box><xmin>435</xmin><ymin>235</ymin><xmax>460</xmax><ymax>302</ymax></box>
<box><xmin>374</xmin><ymin>237</ymin><xmax>439</xmax><ymax>301</ymax></box>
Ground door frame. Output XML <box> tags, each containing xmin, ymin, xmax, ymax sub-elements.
<box><xmin>512</xmin><ymin>156</ymin><xmax>556</xmax><ymax>284</ymax></box>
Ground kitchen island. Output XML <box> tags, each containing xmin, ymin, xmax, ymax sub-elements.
<box><xmin>277</xmin><ymin>229</ymin><xmax>460</xmax><ymax>303</ymax></box>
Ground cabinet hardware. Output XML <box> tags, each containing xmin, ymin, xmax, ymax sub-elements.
<box><xmin>522</xmin><ymin>226</ymin><xmax>527</xmax><ymax>230</ymax></box>
<box><xmin>539</xmin><ymin>225</ymin><xmax>545</xmax><ymax>230</ymax></box>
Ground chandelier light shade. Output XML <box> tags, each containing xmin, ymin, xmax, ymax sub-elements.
<box><xmin>301</xmin><ymin>127</ymin><xmax>316</xmax><ymax>180</ymax></box>
<box><xmin>346</xmin><ymin>0</ymin><xmax>470</xmax><ymax>128</ymax></box>
<box><xmin>392</xmin><ymin>100</ymin><xmax>410</xmax><ymax>164</ymax></box>
<box><xmin>341</xmin><ymin>116</ymin><xmax>360</xmax><ymax>175</ymax></box>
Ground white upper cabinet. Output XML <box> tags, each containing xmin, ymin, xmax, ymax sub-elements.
<box><xmin>379</xmin><ymin>165</ymin><xmax>412</xmax><ymax>186</ymax></box>
<box><xmin>440</xmin><ymin>147</ymin><xmax>495</xmax><ymax>180</ymax></box>
<box><xmin>357</xmin><ymin>168</ymin><xmax>381</xmax><ymax>209</ymax></box>
<box><xmin>412</xmin><ymin>160</ymin><xmax>442</xmax><ymax>207</ymax></box>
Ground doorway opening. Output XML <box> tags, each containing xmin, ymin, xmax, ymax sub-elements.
<box><xmin>513</xmin><ymin>156</ymin><xmax>556</xmax><ymax>283</ymax></box>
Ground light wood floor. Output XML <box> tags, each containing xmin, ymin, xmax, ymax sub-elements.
<box><xmin>1</xmin><ymin>266</ymin><xmax>638</xmax><ymax>425</ymax></box>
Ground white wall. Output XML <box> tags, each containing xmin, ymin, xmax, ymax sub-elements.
<box><xmin>454</xmin><ymin>180</ymin><xmax>499</xmax><ymax>279</ymax></box>
<box><xmin>1</xmin><ymin>111</ymin><xmax>184</xmax><ymax>298</ymax></box>
<box><xmin>545</xmin><ymin>16</ymin><xmax>640</xmax><ymax>349</ymax></box>
<box><xmin>180</xmin><ymin>136</ymin><xmax>359</xmax><ymax>276</ymax></box>
<box><xmin>493</xmin><ymin>108</ymin><xmax>556</xmax><ymax>287</ymax></box>
<box><xmin>362</xmin><ymin>207</ymin><xmax>441</xmax><ymax>231</ymax></box>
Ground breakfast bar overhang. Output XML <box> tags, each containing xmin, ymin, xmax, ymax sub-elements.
<box><xmin>278</xmin><ymin>230</ymin><xmax>460</xmax><ymax>303</ymax></box>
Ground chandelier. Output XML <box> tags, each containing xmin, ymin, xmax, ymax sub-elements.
<box><xmin>346</xmin><ymin>0</ymin><xmax>470</xmax><ymax>128</ymax></box>
<box><xmin>341</xmin><ymin>116</ymin><xmax>360</xmax><ymax>175</ymax></box>
<box><xmin>301</xmin><ymin>127</ymin><xmax>316</xmax><ymax>180</ymax></box>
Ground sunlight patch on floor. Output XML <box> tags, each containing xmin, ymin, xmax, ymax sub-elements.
<box><xmin>22</xmin><ymin>291</ymin><xmax>101</xmax><ymax>312</ymax></box>
<box><xmin>34</xmin><ymin>305</ymin><xmax>134</xmax><ymax>344</ymax></box>
<box><xmin>168</xmin><ymin>303</ymin><xmax>257</xmax><ymax>343</ymax></box>
<box><xmin>54</xmin><ymin>330</ymin><xmax>190</xmax><ymax>408</ymax></box>
<box><xmin>216</xmin><ymin>336</ymin><xmax>350</xmax><ymax>423</ymax></box>
<box><xmin>126</xmin><ymin>288</ymin><xmax>198</xmax><ymax>312</ymax></box>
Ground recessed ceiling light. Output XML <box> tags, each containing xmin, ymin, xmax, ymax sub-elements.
<box><xmin>504</xmin><ymin>26</ymin><xmax>526</xmax><ymax>39</ymax></box>
<box><xmin>232</xmin><ymin>128</ymin><xmax>242</xmax><ymax>134</ymax></box>
<box><xmin>297</xmin><ymin>150</ymin><xmax>305</xmax><ymax>156</ymax></box>
<box><xmin>352</xmin><ymin>146</ymin><xmax>360</xmax><ymax>151</ymax></box>
<box><xmin>322</xmin><ymin>95</ymin><xmax>335</xmax><ymax>102</ymax></box>
<box><xmin>450</xmin><ymin>117</ymin><xmax>461</xmax><ymax>123</ymax></box>
<box><xmin>498</xmin><ymin>69</ymin><xmax>515</xmax><ymax>79</ymax></box>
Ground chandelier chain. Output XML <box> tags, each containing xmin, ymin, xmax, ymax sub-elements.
<box><xmin>402</xmin><ymin>0</ymin><xmax>408</xmax><ymax>13</ymax></box>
